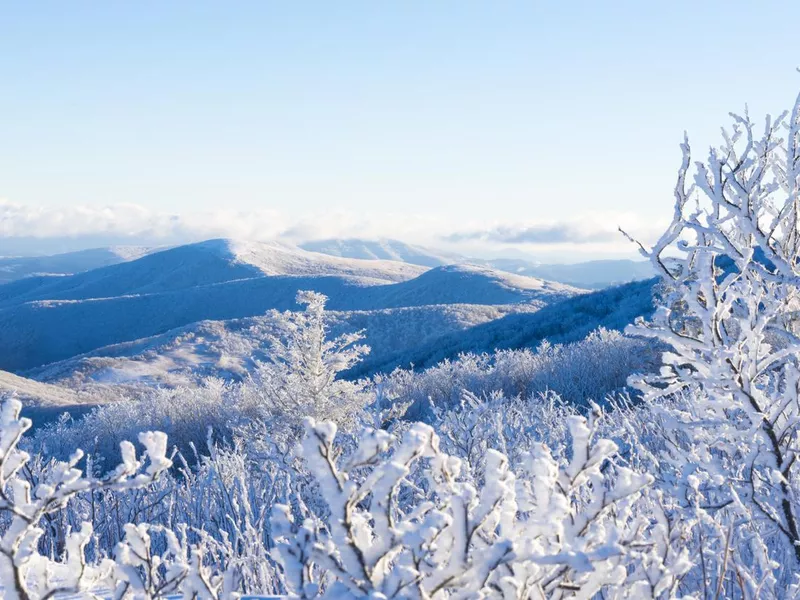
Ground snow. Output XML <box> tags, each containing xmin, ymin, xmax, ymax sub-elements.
<box><xmin>0</xmin><ymin>242</ymin><xmax>582</xmax><ymax>372</ymax></box>
<box><xmin>0</xmin><ymin>370</ymin><xmax>87</xmax><ymax>406</ymax></box>
<box><xmin>301</xmin><ymin>237</ymin><xmax>656</xmax><ymax>288</ymax></box>
<box><xmin>0</xmin><ymin>246</ymin><xmax>159</xmax><ymax>284</ymax></box>
<box><xmin>224</xmin><ymin>239</ymin><xmax>426</xmax><ymax>281</ymax></box>
<box><xmin>300</xmin><ymin>237</ymin><xmax>463</xmax><ymax>267</ymax></box>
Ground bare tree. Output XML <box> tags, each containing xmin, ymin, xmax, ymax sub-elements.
<box><xmin>625</xmin><ymin>89</ymin><xmax>800</xmax><ymax>573</ymax></box>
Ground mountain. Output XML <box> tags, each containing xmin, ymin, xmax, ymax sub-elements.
<box><xmin>346</xmin><ymin>278</ymin><xmax>659</xmax><ymax>377</ymax></box>
<box><xmin>365</xmin><ymin>264</ymin><xmax>579</xmax><ymax>308</ymax></box>
<box><xmin>300</xmin><ymin>237</ymin><xmax>654</xmax><ymax>289</ymax></box>
<box><xmin>0</xmin><ymin>240</ymin><xmax>579</xmax><ymax>371</ymax></box>
<box><xmin>26</xmin><ymin>303</ymin><xmax>538</xmax><ymax>390</ymax></box>
<box><xmin>0</xmin><ymin>369</ymin><xmax>84</xmax><ymax>405</ymax></box>
<box><xmin>0</xmin><ymin>239</ymin><xmax>424</xmax><ymax>310</ymax></box>
<box><xmin>485</xmin><ymin>258</ymin><xmax>655</xmax><ymax>289</ymax></box>
<box><xmin>22</xmin><ymin>278</ymin><xmax>653</xmax><ymax>390</ymax></box>
<box><xmin>300</xmin><ymin>238</ymin><xmax>462</xmax><ymax>267</ymax></box>
<box><xmin>0</xmin><ymin>246</ymin><xmax>156</xmax><ymax>284</ymax></box>
<box><xmin>0</xmin><ymin>369</ymin><xmax>101</xmax><ymax>428</ymax></box>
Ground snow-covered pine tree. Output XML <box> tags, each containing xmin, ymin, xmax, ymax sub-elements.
<box><xmin>249</xmin><ymin>291</ymin><xmax>371</xmax><ymax>431</ymax></box>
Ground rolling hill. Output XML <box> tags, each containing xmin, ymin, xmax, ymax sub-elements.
<box><xmin>26</xmin><ymin>303</ymin><xmax>538</xmax><ymax>390</ymax></box>
<box><xmin>0</xmin><ymin>246</ymin><xmax>157</xmax><ymax>284</ymax></box>
<box><xmin>346</xmin><ymin>278</ymin><xmax>659</xmax><ymax>377</ymax></box>
<box><xmin>300</xmin><ymin>238</ymin><xmax>461</xmax><ymax>267</ymax></box>
<box><xmin>0</xmin><ymin>241</ymin><xmax>579</xmax><ymax>371</ymax></box>
<box><xmin>301</xmin><ymin>237</ymin><xmax>655</xmax><ymax>288</ymax></box>
<box><xmin>19</xmin><ymin>278</ymin><xmax>656</xmax><ymax>399</ymax></box>
<box><xmin>0</xmin><ymin>239</ymin><xmax>424</xmax><ymax>310</ymax></box>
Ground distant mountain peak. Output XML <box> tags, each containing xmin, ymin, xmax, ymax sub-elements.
<box><xmin>300</xmin><ymin>237</ymin><xmax>654</xmax><ymax>289</ymax></box>
<box><xmin>300</xmin><ymin>238</ymin><xmax>463</xmax><ymax>268</ymax></box>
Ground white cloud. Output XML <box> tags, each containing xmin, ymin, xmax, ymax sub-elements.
<box><xmin>0</xmin><ymin>200</ymin><xmax>663</xmax><ymax>260</ymax></box>
<box><xmin>0</xmin><ymin>199</ymin><xmax>454</xmax><ymax>244</ymax></box>
<box><xmin>442</xmin><ymin>214</ymin><xmax>665</xmax><ymax>256</ymax></box>
<box><xmin>0</xmin><ymin>200</ymin><xmax>281</xmax><ymax>240</ymax></box>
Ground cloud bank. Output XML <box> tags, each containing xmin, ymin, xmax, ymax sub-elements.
<box><xmin>0</xmin><ymin>200</ymin><xmax>662</xmax><ymax>259</ymax></box>
<box><xmin>445</xmin><ymin>222</ymin><xmax>619</xmax><ymax>245</ymax></box>
<box><xmin>443</xmin><ymin>215</ymin><xmax>664</xmax><ymax>252</ymax></box>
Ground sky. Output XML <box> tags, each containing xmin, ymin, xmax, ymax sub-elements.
<box><xmin>2</xmin><ymin>1</ymin><xmax>800</xmax><ymax>260</ymax></box>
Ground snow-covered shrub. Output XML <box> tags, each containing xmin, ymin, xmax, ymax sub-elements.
<box><xmin>245</xmin><ymin>291</ymin><xmax>371</xmax><ymax>433</ymax></box>
<box><xmin>380</xmin><ymin>328</ymin><xmax>656</xmax><ymax>421</ymax></box>
<box><xmin>271</xmin><ymin>413</ymin><xmax>690</xmax><ymax>599</ymax></box>
<box><xmin>434</xmin><ymin>389</ymin><xmax>575</xmax><ymax>474</ymax></box>
<box><xmin>0</xmin><ymin>398</ymin><xmax>173</xmax><ymax>600</ymax></box>
<box><xmin>32</xmin><ymin>378</ymin><xmax>244</xmax><ymax>465</ymax></box>
<box><xmin>113</xmin><ymin>522</ymin><xmax>238</xmax><ymax>599</ymax></box>
<box><xmin>616</xmin><ymin>391</ymin><xmax>786</xmax><ymax>598</ymax></box>
<box><xmin>624</xmin><ymin>88</ymin><xmax>800</xmax><ymax>585</ymax></box>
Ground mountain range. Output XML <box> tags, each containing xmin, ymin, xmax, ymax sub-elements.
<box><xmin>0</xmin><ymin>237</ymin><xmax>656</xmax><ymax>413</ymax></box>
<box><xmin>301</xmin><ymin>238</ymin><xmax>654</xmax><ymax>288</ymax></box>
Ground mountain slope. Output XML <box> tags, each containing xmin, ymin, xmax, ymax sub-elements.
<box><xmin>346</xmin><ymin>278</ymin><xmax>658</xmax><ymax>377</ymax></box>
<box><xmin>24</xmin><ymin>279</ymin><xmax>651</xmax><ymax>387</ymax></box>
<box><xmin>27</xmin><ymin>304</ymin><xmax>537</xmax><ymax>389</ymax></box>
<box><xmin>0</xmin><ymin>274</ymin><xmax>372</xmax><ymax>370</ymax></box>
<box><xmin>0</xmin><ymin>369</ymin><xmax>85</xmax><ymax>405</ymax></box>
<box><xmin>0</xmin><ymin>246</ymin><xmax>156</xmax><ymax>284</ymax></box>
<box><xmin>364</xmin><ymin>265</ymin><xmax>580</xmax><ymax>308</ymax></box>
<box><xmin>300</xmin><ymin>238</ymin><xmax>462</xmax><ymax>267</ymax></box>
<box><xmin>0</xmin><ymin>244</ymin><xmax>579</xmax><ymax>371</ymax></box>
<box><xmin>0</xmin><ymin>239</ymin><xmax>425</xmax><ymax>310</ymax></box>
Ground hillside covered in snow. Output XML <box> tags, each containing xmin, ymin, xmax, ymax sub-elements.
<box><xmin>0</xmin><ymin>239</ymin><xmax>583</xmax><ymax>373</ymax></box>
<box><xmin>0</xmin><ymin>237</ymin><xmax>655</xmax><ymax>428</ymax></box>
<box><xmin>0</xmin><ymin>246</ymin><xmax>158</xmax><ymax>283</ymax></box>
<box><xmin>302</xmin><ymin>237</ymin><xmax>655</xmax><ymax>288</ymax></box>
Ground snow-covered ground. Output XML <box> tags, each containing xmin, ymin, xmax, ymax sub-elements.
<box><xmin>301</xmin><ymin>237</ymin><xmax>656</xmax><ymax>289</ymax></box>
<box><xmin>0</xmin><ymin>241</ymin><xmax>581</xmax><ymax>372</ymax></box>
<box><xmin>0</xmin><ymin>368</ymin><xmax>88</xmax><ymax>405</ymax></box>
<box><xmin>24</xmin><ymin>303</ymin><xmax>539</xmax><ymax>390</ymax></box>
<box><xmin>0</xmin><ymin>245</ymin><xmax>160</xmax><ymax>283</ymax></box>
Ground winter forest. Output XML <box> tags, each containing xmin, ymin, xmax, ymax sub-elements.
<box><xmin>4</xmin><ymin>85</ymin><xmax>800</xmax><ymax>599</ymax></box>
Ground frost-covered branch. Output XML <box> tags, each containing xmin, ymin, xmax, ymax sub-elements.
<box><xmin>626</xmin><ymin>85</ymin><xmax>800</xmax><ymax>577</ymax></box>
<box><xmin>272</xmin><ymin>414</ymin><xmax>689</xmax><ymax>598</ymax></box>
<box><xmin>0</xmin><ymin>398</ymin><xmax>173</xmax><ymax>600</ymax></box>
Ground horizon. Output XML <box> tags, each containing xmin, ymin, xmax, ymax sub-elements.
<box><xmin>3</xmin><ymin>1</ymin><xmax>800</xmax><ymax>260</ymax></box>
<box><xmin>0</xmin><ymin>234</ymin><xmax>653</xmax><ymax>266</ymax></box>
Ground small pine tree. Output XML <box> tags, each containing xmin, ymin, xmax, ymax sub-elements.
<box><xmin>251</xmin><ymin>291</ymin><xmax>371</xmax><ymax>431</ymax></box>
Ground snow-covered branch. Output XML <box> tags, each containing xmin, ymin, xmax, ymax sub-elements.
<box><xmin>272</xmin><ymin>413</ymin><xmax>689</xmax><ymax>598</ymax></box>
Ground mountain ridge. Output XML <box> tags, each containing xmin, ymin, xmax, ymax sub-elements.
<box><xmin>300</xmin><ymin>237</ymin><xmax>654</xmax><ymax>288</ymax></box>
<box><xmin>0</xmin><ymin>241</ymin><xmax>580</xmax><ymax>371</ymax></box>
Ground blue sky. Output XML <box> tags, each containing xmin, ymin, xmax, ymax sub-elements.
<box><xmin>1</xmin><ymin>1</ymin><xmax>799</xmax><ymax>258</ymax></box>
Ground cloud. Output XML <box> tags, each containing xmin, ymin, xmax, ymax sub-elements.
<box><xmin>442</xmin><ymin>213</ymin><xmax>665</xmax><ymax>247</ymax></box>
<box><xmin>0</xmin><ymin>200</ymin><xmax>663</xmax><ymax>260</ymax></box>
<box><xmin>0</xmin><ymin>200</ymin><xmax>449</xmax><ymax>247</ymax></box>
<box><xmin>446</xmin><ymin>223</ymin><xmax>616</xmax><ymax>244</ymax></box>
<box><xmin>0</xmin><ymin>200</ymin><xmax>283</xmax><ymax>241</ymax></box>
